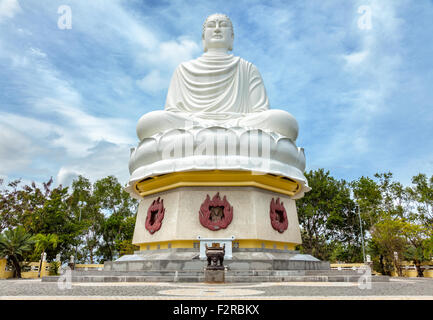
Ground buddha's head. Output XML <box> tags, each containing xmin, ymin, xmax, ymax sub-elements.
<box><xmin>202</xmin><ymin>13</ymin><xmax>234</xmax><ymax>53</ymax></box>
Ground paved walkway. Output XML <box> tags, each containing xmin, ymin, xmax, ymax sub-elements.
<box><xmin>1</xmin><ymin>278</ymin><xmax>433</xmax><ymax>299</ymax></box>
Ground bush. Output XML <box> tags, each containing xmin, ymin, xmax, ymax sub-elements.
<box><xmin>50</xmin><ymin>261</ymin><xmax>60</xmax><ymax>275</ymax></box>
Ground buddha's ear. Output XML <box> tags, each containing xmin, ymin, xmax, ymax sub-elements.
<box><xmin>228</xmin><ymin>34</ymin><xmax>234</xmax><ymax>51</ymax></box>
<box><xmin>202</xmin><ymin>38</ymin><xmax>207</xmax><ymax>52</ymax></box>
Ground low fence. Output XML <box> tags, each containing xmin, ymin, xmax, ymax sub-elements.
<box><xmin>0</xmin><ymin>258</ymin><xmax>13</xmax><ymax>279</ymax></box>
<box><xmin>0</xmin><ymin>258</ymin><xmax>106</xmax><ymax>279</ymax></box>
<box><xmin>391</xmin><ymin>262</ymin><xmax>433</xmax><ymax>278</ymax></box>
<box><xmin>331</xmin><ymin>262</ymin><xmax>433</xmax><ymax>278</ymax></box>
<box><xmin>0</xmin><ymin>258</ymin><xmax>51</xmax><ymax>279</ymax></box>
<box><xmin>74</xmin><ymin>264</ymin><xmax>104</xmax><ymax>270</ymax></box>
<box><xmin>3</xmin><ymin>258</ymin><xmax>433</xmax><ymax>279</ymax></box>
<box><xmin>330</xmin><ymin>263</ymin><xmax>381</xmax><ymax>276</ymax></box>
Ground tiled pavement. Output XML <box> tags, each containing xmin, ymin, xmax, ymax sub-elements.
<box><xmin>1</xmin><ymin>277</ymin><xmax>433</xmax><ymax>299</ymax></box>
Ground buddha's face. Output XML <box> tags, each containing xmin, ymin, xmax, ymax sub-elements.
<box><xmin>202</xmin><ymin>14</ymin><xmax>234</xmax><ymax>52</ymax></box>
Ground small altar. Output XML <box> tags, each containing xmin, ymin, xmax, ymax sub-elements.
<box><xmin>197</xmin><ymin>236</ymin><xmax>235</xmax><ymax>260</ymax></box>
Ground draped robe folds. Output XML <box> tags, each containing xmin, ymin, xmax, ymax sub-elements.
<box><xmin>165</xmin><ymin>54</ymin><xmax>269</xmax><ymax>119</ymax></box>
<box><xmin>136</xmin><ymin>53</ymin><xmax>299</xmax><ymax>141</ymax></box>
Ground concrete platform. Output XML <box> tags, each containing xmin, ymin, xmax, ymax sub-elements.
<box><xmin>42</xmin><ymin>269</ymin><xmax>389</xmax><ymax>283</ymax></box>
<box><xmin>42</xmin><ymin>248</ymin><xmax>389</xmax><ymax>283</ymax></box>
<box><xmin>103</xmin><ymin>248</ymin><xmax>330</xmax><ymax>272</ymax></box>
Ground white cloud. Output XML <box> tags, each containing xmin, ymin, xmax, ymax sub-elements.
<box><xmin>0</xmin><ymin>122</ymin><xmax>35</xmax><ymax>174</ymax></box>
<box><xmin>1</xmin><ymin>45</ymin><xmax>135</xmax><ymax>156</ymax></box>
<box><xmin>136</xmin><ymin>69</ymin><xmax>167</xmax><ymax>93</ymax></box>
<box><xmin>343</xmin><ymin>50</ymin><xmax>369</xmax><ymax>66</ymax></box>
<box><xmin>10</xmin><ymin>54</ymin><xmax>29</xmax><ymax>67</ymax></box>
<box><xmin>29</xmin><ymin>47</ymin><xmax>46</xmax><ymax>58</ymax></box>
<box><xmin>55</xmin><ymin>141</ymin><xmax>131</xmax><ymax>186</ymax></box>
<box><xmin>56</xmin><ymin>167</ymin><xmax>80</xmax><ymax>187</ymax></box>
<box><xmin>135</xmin><ymin>37</ymin><xmax>200</xmax><ymax>94</ymax></box>
<box><xmin>314</xmin><ymin>0</ymin><xmax>405</xmax><ymax>168</ymax></box>
<box><xmin>0</xmin><ymin>111</ymin><xmax>133</xmax><ymax>187</ymax></box>
<box><xmin>0</xmin><ymin>0</ymin><xmax>21</xmax><ymax>23</ymax></box>
<box><xmin>33</xmin><ymin>97</ymin><xmax>132</xmax><ymax>153</ymax></box>
<box><xmin>149</xmin><ymin>38</ymin><xmax>200</xmax><ymax>70</ymax></box>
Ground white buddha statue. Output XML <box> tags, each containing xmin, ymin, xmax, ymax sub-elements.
<box><xmin>128</xmin><ymin>14</ymin><xmax>309</xmax><ymax>199</ymax></box>
<box><xmin>136</xmin><ymin>13</ymin><xmax>299</xmax><ymax>142</ymax></box>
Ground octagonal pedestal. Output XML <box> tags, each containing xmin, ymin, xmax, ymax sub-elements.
<box><xmin>132</xmin><ymin>186</ymin><xmax>302</xmax><ymax>251</ymax></box>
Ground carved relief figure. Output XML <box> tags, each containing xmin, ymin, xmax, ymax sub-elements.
<box><xmin>145</xmin><ymin>197</ymin><xmax>165</xmax><ymax>234</ymax></box>
<box><xmin>270</xmin><ymin>197</ymin><xmax>288</xmax><ymax>233</ymax></box>
<box><xmin>199</xmin><ymin>192</ymin><xmax>233</xmax><ymax>230</ymax></box>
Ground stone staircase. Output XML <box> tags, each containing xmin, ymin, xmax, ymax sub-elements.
<box><xmin>42</xmin><ymin>248</ymin><xmax>389</xmax><ymax>283</ymax></box>
<box><xmin>42</xmin><ymin>269</ymin><xmax>389</xmax><ymax>283</ymax></box>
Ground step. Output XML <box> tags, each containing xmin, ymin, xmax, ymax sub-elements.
<box><xmin>64</xmin><ymin>269</ymin><xmax>379</xmax><ymax>278</ymax></box>
<box><xmin>42</xmin><ymin>273</ymin><xmax>389</xmax><ymax>283</ymax></box>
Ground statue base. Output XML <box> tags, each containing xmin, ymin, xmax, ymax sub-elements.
<box><xmin>132</xmin><ymin>184</ymin><xmax>303</xmax><ymax>250</ymax></box>
<box><xmin>41</xmin><ymin>179</ymin><xmax>389</xmax><ymax>283</ymax></box>
<box><xmin>104</xmin><ymin>247</ymin><xmax>329</xmax><ymax>272</ymax></box>
<box><xmin>204</xmin><ymin>269</ymin><xmax>225</xmax><ymax>283</ymax></box>
<box><xmin>42</xmin><ymin>248</ymin><xmax>390</xmax><ymax>283</ymax></box>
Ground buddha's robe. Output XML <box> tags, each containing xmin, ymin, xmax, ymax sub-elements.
<box><xmin>165</xmin><ymin>54</ymin><xmax>269</xmax><ymax>117</ymax></box>
<box><xmin>137</xmin><ymin>53</ymin><xmax>298</xmax><ymax>141</ymax></box>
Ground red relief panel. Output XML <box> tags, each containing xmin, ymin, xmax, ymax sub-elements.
<box><xmin>199</xmin><ymin>192</ymin><xmax>233</xmax><ymax>231</ymax></box>
<box><xmin>270</xmin><ymin>197</ymin><xmax>288</xmax><ymax>233</ymax></box>
<box><xmin>145</xmin><ymin>197</ymin><xmax>165</xmax><ymax>234</ymax></box>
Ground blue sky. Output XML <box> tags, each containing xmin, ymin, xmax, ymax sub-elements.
<box><xmin>0</xmin><ymin>0</ymin><xmax>432</xmax><ymax>188</ymax></box>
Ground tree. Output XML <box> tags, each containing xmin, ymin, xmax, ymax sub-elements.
<box><xmin>93</xmin><ymin>176</ymin><xmax>138</xmax><ymax>262</ymax></box>
<box><xmin>407</xmin><ymin>173</ymin><xmax>433</xmax><ymax>225</ymax></box>
<box><xmin>0</xmin><ymin>179</ymin><xmax>22</xmax><ymax>232</ymax></box>
<box><xmin>117</xmin><ymin>239</ymin><xmax>139</xmax><ymax>256</ymax></box>
<box><xmin>68</xmin><ymin>176</ymin><xmax>104</xmax><ymax>264</ymax></box>
<box><xmin>351</xmin><ymin>176</ymin><xmax>383</xmax><ymax>231</ymax></box>
<box><xmin>0</xmin><ymin>178</ymin><xmax>79</xmax><ymax>262</ymax></box>
<box><xmin>34</xmin><ymin>233</ymin><xmax>59</xmax><ymax>277</ymax></box>
<box><xmin>297</xmin><ymin>169</ymin><xmax>361</xmax><ymax>261</ymax></box>
<box><xmin>0</xmin><ymin>175</ymin><xmax>138</xmax><ymax>265</ymax></box>
<box><xmin>402</xmin><ymin>222</ymin><xmax>433</xmax><ymax>277</ymax></box>
<box><xmin>370</xmin><ymin>218</ymin><xmax>406</xmax><ymax>276</ymax></box>
<box><xmin>354</xmin><ymin>172</ymin><xmax>414</xmax><ymax>274</ymax></box>
<box><xmin>0</xmin><ymin>227</ymin><xmax>35</xmax><ymax>278</ymax></box>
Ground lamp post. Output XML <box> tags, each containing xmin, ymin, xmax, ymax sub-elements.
<box><xmin>356</xmin><ymin>204</ymin><xmax>366</xmax><ymax>263</ymax></box>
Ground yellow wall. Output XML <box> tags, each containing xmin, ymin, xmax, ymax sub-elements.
<box><xmin>0</xmin><ymin>259</ymin><xmax>50</xmax><ymax>279</ymax></box>
<box><xmin>237</xmin><ymin>240</ymin><xmax>296</xmax><ymax>250</ymax></box>
<box><xmin>331</xmin><ymin>262</ymin><xmax>433</xmax><ymax>278</ymax></box>
<box><xmin>0</xmin><ymin>258</ymin><xmax>13</xmax><ymax>279</ymax></box>
<box><xmin>137</xmin><ymin>239</ymin><xmax>296</xmax><ymax>251</ymax></box>
<box><xmin>75</xmin><ymin>264</ymin><xmax>104</xmax><ymax>269</ymax></box>
<box><xmin>392</xmin><ymin>269</ymin><xmax>433</xmax><ymax>278</ymax></box>
<box><xmin>139</xmin><ymin>240</ymin><xmax>197</xmax><ymax>250</ymax></box>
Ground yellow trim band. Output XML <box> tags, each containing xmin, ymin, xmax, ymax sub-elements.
<box><xmin>135</xmin><ymin>170</ymin><xmax>300</xmax><ymax>197</ymax></box>
<box><xmin>237</xmin><ymin>240</ymin><xmax>297</xmax><ymax>251</ymax></box>
<box><xmin>137</xmin><ymin>240</ymin><xmax>297</xmax><ymax>251</ymax></box>
<box><xmin>139</xmin><ymin>240</ymin><xmax>197</xmax><ymax>251</ymax></box>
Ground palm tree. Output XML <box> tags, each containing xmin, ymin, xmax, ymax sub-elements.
<box><xmin>0</xmin><ymin>227</ymin><xmax>35</xmax><ymax>278</ymax></box>
<box><xmin>34</xmin><ymin>233</ymin><xmax>59</xmax><ymax>278</ymax></box>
